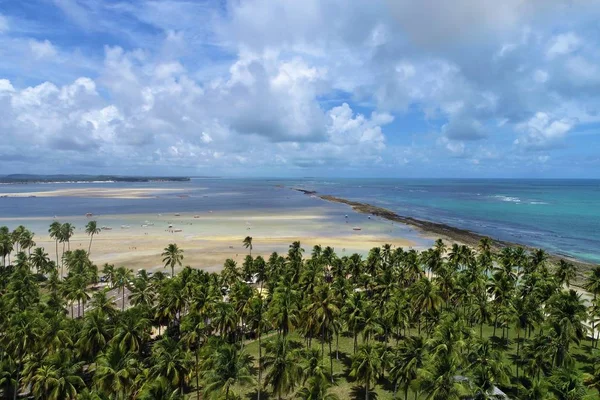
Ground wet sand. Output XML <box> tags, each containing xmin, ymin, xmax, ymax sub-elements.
<box><xmin>0</xmin><ymin>187</ymin><xmax>187</xmax><ymax>199</ymax></box>
<box><xmin>5</xmin><ymin>208</ymin><xmax>425</xmax><ymax>273</ymax></box>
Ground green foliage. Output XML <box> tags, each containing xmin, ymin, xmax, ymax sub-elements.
<box><xmin>1</xmin><ymin>224</ymin><xmax>600</xmax><ymax>399</ymax></box>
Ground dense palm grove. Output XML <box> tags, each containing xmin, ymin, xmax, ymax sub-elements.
<box><xmin>2</xmin><ymin>223</ymin><xmax>600</xmax><ymax>400</ymax></box>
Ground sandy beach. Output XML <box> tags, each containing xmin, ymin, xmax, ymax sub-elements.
<box><xmin>0</xmin><ymin>187</ymin><xmax>188</xmax><ymax>199</ymax></box>
<box><xmin>1</xmin><ymin>207</ymin><xmax>426</xmax><ymax>273</ymax></box>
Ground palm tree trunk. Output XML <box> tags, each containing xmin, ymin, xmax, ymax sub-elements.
<box><xmin>13</xmin><ymin>357</ymin><xmax>20</xmax><ymax>400</ymax></box>
<box><xmin>258</xmin><ymin>327</ymin><xmax>262</xmax><ymax>400</ymax></box>
<box><xmin>516</xmin><ymin>329</ymin><xmax>521</xmax><ymax>379</ymax></box>
<box><xmin>196</xmin><ymin>347</ymin><xmax>200</xmax><ymax>400</ymax></box>
<box><xmin>365</xmin><ymin>381</ymin><xmax>369</xmax><ymax>400</ymax></box>
<box><xmin>88</xmin><ymin>234</ymin><xmax>94</xmax><ymax>254</ymax></box>
<box><xmin>329</xmin><ymin>340</ymin><xmax>334</xmax><ymax>383</ymax></box>
<box><xmin>122</xmin><ymin>287</ymin><xmax>125</xmax><ymax>311</ymax></box>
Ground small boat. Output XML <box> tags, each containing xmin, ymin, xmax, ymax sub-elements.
<box><xmin>345</xmin><ymin>215</ymin><xmax>348</xmax><ymax>218</ymax></box>
<box><xmin>174</xmin><ymin>213</ymin><xmax>181</xmax><ymax>216</ymax></box>
<box><xmin>193</xmin><ymin>215</ymin><xmax>200</xmax><ymax>218</ymax></box>
<box><xmin>85</xmin><ymin>212</ymin><xmax>93</xmax><ymax>217</ymax></box>
<box><xmin>353</xmin><ymin>227</ymin><xmax>362</xmax><ymax>231</ymax></box>
<box><xmin>101</xmin><ymin>226</ymin><xmax>112</xmax><ymax>231</ymax></box>
<box><xmin>168</xmin><ymin>224</ymin><xmax>173</xmax><ymax>228</ymax></box>
<box><xmin>174</xmin><ymin>229</ymin><xmax>182</xmax><ymax>232</ymax></box>
<box><xmin>121</xmin><ymin>225</ymin><xmax>131</xmax><ymax>229</ymax></box>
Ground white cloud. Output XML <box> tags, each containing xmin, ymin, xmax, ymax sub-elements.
<box><xmin>29</xmin><ymin>39</ymin><xmax>58</xmax><ymax>59</ymax></box>
<box><xmin>200</xmin><ymin>132</ymin><xmax>213</xmax><ymax>143</ymax></box>
<box><xmin>0</xmin><ymin>79</ymin><xmax>14</xmax><ymax>94</ymax></box>
<box><xmin>442</xmin><ymin>118</ymin><xmax>487</xmax><ymax>141</ymax></box>
<box><xmin>546</xmin><ymin>32</ymin><xmax>581</xmax><ymax>59</ymax></box>
<box><xmin>533</xmin><ymin>69</ymin><xmax>549</xmax><ymax>83</ymax></box>
<box><xmin>515</xmin><ymin>112</ymin><xmax>575</xmax><ymax>150</ymax></box>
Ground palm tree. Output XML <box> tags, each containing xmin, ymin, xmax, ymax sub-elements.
<box><xmin>93</xmin><ymin>344</ymin><xmax>140</xmax><ymax>399</ymax></box>
<box><xmin>26</xmin><ymin>350</ymin><xmax>85</xmax><ymax>400</ymax></box>
<box><xmin>77</xmin><ymin>310</ymin><xmax>114</xmax><ymax>360</ymax></box>
<box><xmin>30</xmin><ymin>247</ymin><xmax>50</xmax><ymax>274</ymax></box>
<box><xmin>350</xmin><ymin>344</ymin><xmax>382</xmax><ymax>400</ymax></box>
<box><xmin>585</xmin><ymin>266</ymin><xmax>600</xmax><ymax>348</ymax></box>
<box><xmin>61</xmin><ymin>222</ymin><xmax>75</xmax><ymax>252</ymax></box>
<box><xmin>417</xmin><ymin>355</ymin><xmax>469</xmax><ymax>400</ymax></box>
<box><xmin>390</xmin><ymin>336</ymin><xmax>425</xmax><ymax>400</ymax></box>
<box><xmin>85</xmin><ymin>221</ymin><xmax>101</xmax><ymax>255</ymax></box>
<box><xmin>112</xmin><ymin>309</ymin><xmax>151</xmax><ymax>354</ymax></box>
<box><xmin>262</xmin><ymin>336</ymin><xmax>303</xmax><ymax>400</ymax></box>
<box><xmin>19</xmin><ymin>230</ymin><xmax>35</xmax><ymax>257</ymax></box>
<box><xmin>181</xmin><ymin>312</ymin><xmax>207</xmax><ymax>400</ymax></box>
<box><xmin>48</xmin><ymin>221</ymin><xmax>62</xmax><ymax>268</ymax></box>
<box><xmin>162</xmin><ymin>243</ymin><xmax>184</xmax><ymax>277</ymax></box>
<box><xmin>297</xmin><ymin>374</ymin><xmax>340</xmax><ymax>400</ymax></box>
<box><xmin>554</xmin><ymin>260</ymin><xmax>576</xmax><ymax>288</ymax></box>
<box><xmin>246</xmin><ymin>294</ymin><xmax>268</xmax><ymax>400</ymax></box>
<box><xmin>201</xmin><ymin>341</ymin><xmax>255</xmax><ymax>400</ymax></box>
<box><xmin>467</xmin><ymin>338</ymin><xmax>511</xmax><ymax>399</ymax></box>
<box><xmin>306</xmin><ymin>284</ymin><xmax>340</xmax><ymax>378</ymax></box>
<box><xmin>268</xmin><ymin>286</ymin><xmax>299</xmax><ymax>337</ymax></box>
<box><xmin>243</xmin><ymin>236</ymin><xmax>253</xmax><ymax>256</ymax></box>
<box><xmin>520</xmin><ymin>377</ymin><xmax>552</xmax><ymax>400</ymax></box>
<box><xmin>149</xmin><ymin>337</ymin><xmax>193</xmax><ymax>395</ymax></box>
<box><xmin>114</xmin><ymin>266</ymin><xmax>133</xmax><ymax>311</ymax></box>
<box><xmin>550</xmin><ymin>367</ymin><xmax>587</xmax><ymax>400</ymax></box>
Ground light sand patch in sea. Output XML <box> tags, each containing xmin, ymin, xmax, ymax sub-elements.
<box><xmin>0</xmin><ymin>187</ymin><xmax>188</xmax><ymax>199</ymax></box>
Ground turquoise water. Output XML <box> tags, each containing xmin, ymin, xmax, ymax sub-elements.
<box><xmin>1</xmin><ymin>179</ymin><xmax>599</xmax><ymax>263</ymax></box>
<box><xmin>290</xmin><ymin>179</ymin><xmax>600</xmax><ymax>264</ymax></box>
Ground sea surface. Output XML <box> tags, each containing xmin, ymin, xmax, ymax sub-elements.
<box><xmin>1</xmin><ymin>178</ymin><xmax>599</xmax><ymax>263</ymax></box>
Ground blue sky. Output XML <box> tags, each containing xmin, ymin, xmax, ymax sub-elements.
<box><xmin>1</xmin><ymin>0</ymin><xmax>600</xmax><ymax>178</ymax></box>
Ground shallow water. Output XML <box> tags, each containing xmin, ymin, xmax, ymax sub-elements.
<box><xmin>1</xmin><ymin>178</ymin><xmax>599</xmax><ymax>263</ymax></box>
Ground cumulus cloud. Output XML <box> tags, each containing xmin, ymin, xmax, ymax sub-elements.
<box><xmin>0</xmin><ymin>0</ymin><xmax>599</xmax><ymax>176</ymax></box>
<box><xmin>442</xmin><ymin>118</ymin><xmax>487</xmax><ymax>141</ymax></box>
<box><xmin>515</xmin><ymin>112</ymin><xmax>575</xmax><ymax>150</ymax></box>
<box><xmin>29</xmin><ymin>39</ymin><xmax>57</xmax><ymax>59</ymax></box>
<box><xmin>546</xmin><ymin>32</ymin><xmax>581</xmax><ymax>59</ymax></box>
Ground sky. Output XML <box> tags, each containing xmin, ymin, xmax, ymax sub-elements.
<box><xmin>1</xmin><ymin>0</ymin><xmax>600</xmax><ymax>178</ymax></box>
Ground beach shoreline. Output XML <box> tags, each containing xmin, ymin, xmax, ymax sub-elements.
<box><xmin>4</xmin><ymin>207</ymin><xmax>426</xmax><ymax>273</ymax></box>
<box><xmin>292</xmin><ymin>188</ymin><xmax>596</xmax><ymax>281</ymax></box>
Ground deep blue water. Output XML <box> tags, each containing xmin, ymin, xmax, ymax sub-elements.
<box><xmin>1</xmin><ymin>178</ymin><xmax>599</xmax><ymax>263</ymax></box>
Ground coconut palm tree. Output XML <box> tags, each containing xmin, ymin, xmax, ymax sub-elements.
<box><xmin>297</xmin><ymin>374</ymin><xmax>340</xmax><ymax>400</ymax></box>
<box><xmin>30</xmin><ymin>247</ymin><xmax>50</xmax><ymax>274</ymax></box>
<box><xmin>349</xmin><ymin>344</ymin><xmax>382</xmax><ymax>400</ymax></box>
<box><xmin>149</xmin><ymin>336</ymin><xmax>193</xmax><ymax>395</ymax></box>
<box><xmin>554</xmin><ymin>260</ymin><xmax>576</xmax><ymax>288</ymax></box>
<box><xmin>389</xmin><ymin>336</ymin><xmax>425</xmax><ymax>400</ymax></box>
<box><xmin>162</xmin><ymin>243</ymin><xmax>184</xmax><ymax>277</ymax></box>
<box><xmin>48</xmin><ymin>221</ymin><xmax>62</xmax><ymax>267</ymax></box>
<box><xmin>550</xmin><ymin>367</ymin><xmax>587</xmax><ymax>400</ymax></box>
<box><xmin>417</xmin><ymin>355</ymin><xmax>470</xmax><ymax>400</ymax></box>
<box><xmin>201</xmin><ymin>341</ymin><xmax>255</xmax><ymax>400</ymax></box>
<box><xmin>114</xmin><ymin>266</ymin><xmax>133</xmax><ymax>311</ymax></box>
<box><xmin>85</xmin><ymin>221</ymin><xmax>101</xmax><ymax>255</ymax></box>
<box><xmin>61</xmin><ymin>222</ymin><xmax>75</xmax><ymax>251</ymax></box>
<box><xmin>262</xmin><ymin>336</ymin><xmax>303</xmax><ymax>400</ymax></box>
<box><xmin>93</xmin><ymin>344</ymin><xmax>140</xmax><ymax>399</ymax></box>
<box><xmin>181</xmin><ymin>311</ymin><xmax>207</xmax><ymax>400</ymax></box>
<box><xmin>243</xmin><ymin>236</ymin><xmax>253</xmax><ymax>256</ymax></box>
<box><xmin>585</xmin><ymin>266</ymin><xmax>600</xmax><ymax>348</ymax></box>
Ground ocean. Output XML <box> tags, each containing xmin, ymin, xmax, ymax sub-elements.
<box><xmin>1</xmin><ymin>178</ymin><xmax>599</xmax><ymax>264</ymax></box>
